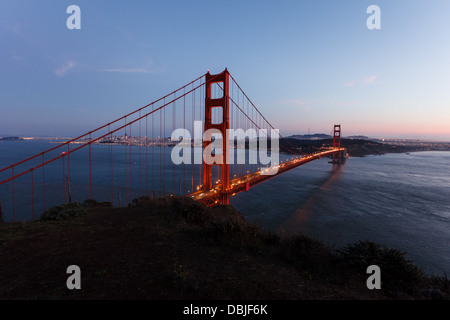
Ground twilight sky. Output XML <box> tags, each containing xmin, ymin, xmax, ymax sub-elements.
<box><xmin>1</xmin><ymin>0</ymin><xmax>450</xmax><ymax>140</ymax></box>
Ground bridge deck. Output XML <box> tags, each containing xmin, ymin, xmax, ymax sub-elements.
<box><xmin>188</xmin><ymin>148</ymin><xmax>345</xmax><ymax>206</ymax></box>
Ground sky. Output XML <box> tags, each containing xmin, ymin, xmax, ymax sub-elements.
<box><xmin>1</xmin><ymin>0</ymin><xmax>450</xmax><ymax>140</ymax></box>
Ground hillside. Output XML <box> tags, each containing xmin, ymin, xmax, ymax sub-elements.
<box><xmin>0</xmin><ymin>136</ymin><xmax>24</xmax><ymax>141</ymax></box>
<box><xmin>281</xmin><ymin>138</ymin><xmax>432</xmax><ymax>157</ymax></box>
<box><xmin>0</xmin><ymin>197</ymin><xmax>448</xmax><ymax>300</ymax></box>
<box><xmin>288</xmin><ymin>134</ymin><xmax>331</xmax><ymax>140</ymax></box>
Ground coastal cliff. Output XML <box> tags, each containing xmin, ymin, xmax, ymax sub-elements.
<box><xmin>0</xmin><ymin>197</ymin><xmax>448</xmax><ymax>300</ymax></box>
<box><xmin>281</xmin><ymin>138</ymin><xmax>450</xmax><ymax>157</ymax></box>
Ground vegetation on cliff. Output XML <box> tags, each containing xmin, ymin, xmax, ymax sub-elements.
<box><xmin>281</xmin><ymin>138</ymin><xmax>449</xmax><ymax>157</ymax></box>
<box><xmin>0</xmin><ymin>197</ymin><xmax>449</xmax><ymax>299</ymax></box>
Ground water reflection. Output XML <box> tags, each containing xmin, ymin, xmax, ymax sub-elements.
<box><xmin>277</xmin><ymin>164</ymin><xmax>344</xmax><ymax>237</ymax></box>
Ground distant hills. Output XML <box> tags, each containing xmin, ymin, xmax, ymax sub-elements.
<box><xmin>281</xmin><ymin>135</ymin><xmax>450</xmax><ymax>157</ymax></box>
<box><xmin>288</xmin><ymin>134</ymin><xmax>331</xmax><ymax>140</ymax></box>
<box><xmin>0</xmin><ymin>136</ymin><xmax>24</xmax><ymax>141</ymax></box>
<box><xmin>288</xmin><ymin>134</ymin><xmax>378</xmax><ymax>141</ymax></box>
<box><xmin>345</xmin><ymin>135</ymin><xmax>373</xmax><ymax>140</ymax></box>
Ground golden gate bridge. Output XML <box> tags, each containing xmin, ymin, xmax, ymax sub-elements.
<box><xmin>0</xmin><ymin>69</ymin><xmax>345</xmax><ymax>222</ymax></box>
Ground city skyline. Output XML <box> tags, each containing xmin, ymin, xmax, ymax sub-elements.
<box><xmin>1</xmin><ymin>1</ymin><xmax>450</xmax><ymax>141</ymax></box>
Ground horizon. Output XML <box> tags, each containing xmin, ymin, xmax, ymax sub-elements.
<box><xmin>2</xmin><ymin>132</ymin><xmax>450</xmax><ymax>143</ymax></box>
<box><xmin>1</xmin><ymin>1</ymin><xmax>450</xmax><ymax>140</ymax></box>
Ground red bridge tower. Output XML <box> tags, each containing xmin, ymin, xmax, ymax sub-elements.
<box><xmin>203</xmin><ymin>69</ymin><xmax>231</xmax><ymax>205</ymax></box>
<box><xmin>332</xmin><ymin>124</ymin><xmax>343</xmax><ymax>164</ymax></box>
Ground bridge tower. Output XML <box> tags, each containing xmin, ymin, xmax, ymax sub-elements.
<box><xmin>203</xmin><ymin>69</ymin><xmax>231</xmax><ymax>205</ymax></box>
<box><xmin>332</xmin><ymin>124</ymin><xmax>343</xmax><ymax>164</ymax></box>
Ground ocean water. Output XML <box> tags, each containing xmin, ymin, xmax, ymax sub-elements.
<box><xmin>231</xmin><ymin>151</ymin><xmax>450</xmax><ymax>276</ymax></box>
<box><xmin>1</xmin><ymin>140</ymin><xmax>449</xmax><ymax>275</ymax></box>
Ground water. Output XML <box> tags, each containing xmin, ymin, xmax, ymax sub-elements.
<box><xmin>0</xmin><ymin>139</ymin><xmax>206</xmax><ymax>220</ymax></box>
<box><xmin>0</xmin><ymin>139</ymin><xmax>287</xmax><ymax>221</ymax></box>
<box><xmin>231</xmin><ymin>151</ymin><xmax>450</xmax><ymax>276</ymax></box>
<box><xmin>1</xmin><ymin>140</ymin><xmax>449</xmax><ymax>276</ymax></box>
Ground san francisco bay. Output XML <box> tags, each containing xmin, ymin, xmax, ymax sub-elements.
<box><xmin>1</xmin><ymin>139</ymin><xmax>449</xmax><ymax>276</ymax></box>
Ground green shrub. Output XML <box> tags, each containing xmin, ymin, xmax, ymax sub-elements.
<box><xmin>277</xmin><ymin>234</ymin><xmax>334</xmax><ymax>274</ymax></box>
<box><xmin>83</xmin><ymin>199</ymin><xmax>113</xmax><ymax>208</ymax></box>
<box><xmin>338</xmin><ymin>240</ymin><xmax>425</xmax><ymax>296</ymax></box>
<box><xmin>128</xmin><ymin>196</ymin><xmax>153</xmax><ymax>208</ymax></box>
<box><xmin>40</xmin><ymin>202</ymin><xmax>87</xmax><ymax>221</ymax></box>
<box><xmin>172</xmin><ymin>197</ymin><xmax>211</xmax><ymax>225</ymax></box>
<box><xmin>202</xmin><ymin>218</ymin><xmax>277</xmax><ymax>250</ymax></box>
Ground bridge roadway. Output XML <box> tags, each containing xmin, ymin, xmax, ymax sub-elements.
<box><xmin>188</xmin><ymin>148</ymin><xmax>346</xmax><ymax>206</ymax></box>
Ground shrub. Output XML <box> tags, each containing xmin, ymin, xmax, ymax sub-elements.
<box><xmin>277</xmin><ymin>234</ymin><xmax>334</xmax><ymax>274</ymax></box>
<box><xmin>40</xmin><ymin>202</ymin><xmax>87</xmax><ymax>221</ymax></box>
<box><xmin>128</xmin><ymin>196</ymin><xmax>153</xmax><ymax>208</ymax></box>
<box><xmin>172</xmin><ymin>197</ymin><xmax>211</xmax><ymax>225</ymax></box>
<box><xmin>338</xmin><ymin>240</ymin><xmax>425</xmax><ymax>296</ymax></box>
<box><xmin>83</xmin><ymin>199</ymin><xmax>113</xmax><ymax>208</ymax></box>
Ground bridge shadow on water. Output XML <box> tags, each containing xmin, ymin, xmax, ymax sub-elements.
<box><xmin>276</xmin><ymin>163</ymin><xmax>344</xmax><ymax>238</ymax></box>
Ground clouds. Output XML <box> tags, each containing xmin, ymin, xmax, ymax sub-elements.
<box><xmin>10</xmin><ymin>54</ymin><xmax>26</xmax><ymax>66</ymax></box>
<box><xmin>283</xmin><ymin>99</ymin><xmax>323</xmax><ymax>112</ymax></box>
<box><xmin>103</xmin><ymin>67</ymin><xmax>151</xmax><ymax>73</ymax></box>
<box><xmin>282</xmin><ymin>98</ymin><xmax>360</xmax><ymax>111</ymax></box>
<box><xmin>284</xmin><ymin>99</ymin><xmax>312</xmax><ymax>108</ymax></box>
<box><xmin>3</xmin><ymin>21</ymin><xmax>22</xmax><ymax>36</ymax></box>
<box><xmin>101</xmin><ymin>59</ymin><xmax>159</xmax><ymax>74</ymax></box>
<box><xmin>52</xmin><ymin>59</ymin><xmax>160</xmax><ymax>77</ymax></box>
<box><xmin>345</xmin><ymin>75</ymin><xmax>379</xmax><ymax>87</ymax></box>
<box><xmin>54</xmin><ymin>61</ymin><xmax>76</xmax><ymax>77</ymax></box>
<box><xmin>362</xmin><ymin>75</ymin><xmax>379</xmax><ymax>84</ymax></box>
